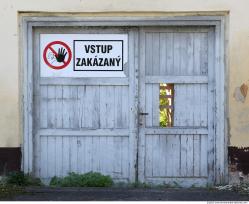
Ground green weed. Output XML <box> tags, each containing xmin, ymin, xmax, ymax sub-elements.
<box><xmin>50</xmin><ymin>172</ymin><xmax>113</xmax><ymax>187</ymax></box>
<box><xmin>6</xmin><ymin>171</ymin><xmax>42</xmax><ymax>186</ymax></box>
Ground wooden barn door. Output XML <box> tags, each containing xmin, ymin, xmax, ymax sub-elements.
<box><xmin>33</xmin><ymin>27</ymin><xmax>138</xmax><ymax>183</ymax></box>
<box><xmin>138</xmin><ymin>27</ymin><xmax>215</xmax><ymax>187</ymax></box>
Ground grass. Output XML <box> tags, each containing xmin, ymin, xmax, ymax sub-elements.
<box><xmin>50</xmin><ymin>172</ymin><xmax>113</xmax><ymax>187</ymax></box>
<box><xmin>0</xmin><ymin>171</ymin><xmax>42</xmax><ymax>200</ymax></box>
<box><xmin>5</xmin><ymin>171</ymin><xmax>42</xmax><ymax>186</ymax></box>
<box><xmin>0</xmin><ymin>183</ymin><xmax>24</xmax><ymax>200</ymax></box>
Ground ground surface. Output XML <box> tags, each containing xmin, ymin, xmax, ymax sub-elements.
<box><xmin>3</xmin><ymin>187</ymin><xmax>249</xmax><ymax>201</ymax></box>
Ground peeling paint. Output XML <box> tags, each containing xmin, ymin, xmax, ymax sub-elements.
<box><xmin>233</xmin><ymin>83</ymin><xmax>248</xmax><ymax>103</ymax></box>
<box><xmin>240</xmin><ymin>83</ymin><xmax>248</xmax><ymax>98</ymax></box>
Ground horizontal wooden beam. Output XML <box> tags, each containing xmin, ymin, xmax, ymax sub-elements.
<box><xmin>39</xmin><ymin>128</ymin><xmax>129</xmax><ymax>136</ymax></box>
<box><xmin>145</xmin><ymin>128</ymin><xmax>208</xmax><ymax>135</ymax></box>
<box><xmin>40</xmin><ymin>77</ymin><xmax>129</xmax><ymax>86</ymax></box>
<box><xmin>146</xmin><ymin>76</ymin><xmax>208</xmax><ymax>84</ymax></box>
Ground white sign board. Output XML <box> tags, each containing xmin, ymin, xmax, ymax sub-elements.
<box><xmin>40</xmin><ymin>34</ymin><xmax>128</xmax><ymax>77</ymax></box>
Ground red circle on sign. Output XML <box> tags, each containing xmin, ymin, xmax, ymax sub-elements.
<box><xmin>43</xmin><ymin>41</ymin><xmax>72</xmax><ymax>70</ymax></box>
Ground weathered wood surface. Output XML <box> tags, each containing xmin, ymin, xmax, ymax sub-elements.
<box><xmin>40</xmin><ymin>135</ymin><xmax>129</xmax><ymax>179</ymax></box>
<box><xmin>139</xmin><ymin>27</ymin><xmax>213</xmax><ymax>186</ymax></box>
<box><xmin>33</xmin><ymin>26</ymin><xmax>217</xmax><ymax>186</ymax></box>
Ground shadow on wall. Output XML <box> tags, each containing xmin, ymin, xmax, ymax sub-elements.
<box><xmin>0</xmin><ymin>148</ymin><xmax>21</xmax><ymax>175</ymax></box>
<box><xmin>229</xmin><ymin>146</ymin><xmax>249</xmax><ymax>183</ymax></box>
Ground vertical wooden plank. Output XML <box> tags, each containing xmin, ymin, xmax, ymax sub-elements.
<box><xmin>180</xmin><ymin>134</ymin><xmax>195</xmax><ymax>177</ymax></box>
<box><xmin>99</xmin><ymin>86</ymin><xmax>106</xmax><ymax>128</ymax></box>
<box><xmin>70</xmin><ymin>136</ymin><xmax>78</xmax><ymax>173</ymax></box>
<box><xmin>159</xmin><ymin>33</ymin><xmax>167</xmax><ymax>75</ymax></box>
<box><xmin>193</xmin><ymin>135</ymin><xmax>200</xmax><ymax>177</ymax></box>
<box><xmin>166</xmin><ymin>135</ymin><xmax>175</xmax><ymax>176</ymax></box>
<box><xmin>98</xmin><ymin>136</ymin><xmax>106</xmax><ymax>175</ymax></box>
<box><xmin>100</xmin><ymin>86</ymin><xmax>114</xmax><ymax>128</ymax></box>
<box><xmin>114</xmin><ymin>86</ymin><xmax>123</xmax><ymax>128</ymax></box>
<box><xmin>113</xmin><ymin>137</ymin><xmax>122</xmax><ymax>178</ymax></box>
<box><xmin>166</xmin><ymin>33</ymin><xmax>174</xmax><ymax>75</ymax></box>
<box><xmin>172</xmin><ymin>135</ymin><xmax>181</xmax><ymax>177</ymax></box>
<box><xmin>78</xmin><ymin>86</ymin><xmax>86</xmax><ymax>128</ymax></box>
<box><xmin>84</xmin><ymin>86</ymin><xmax>94</xmax><ymax>128</ymax></box>
<box><xmin>163</xmin><ymin>135</ymin><xmax>168</xmax><ymax>177</ymax></box>
<box><xmin>174</xmin><ymin>85</ymin><xmax>184</xmax><ymax>126</ymax></box>
<box><xmin>152</xmin><ymin>135</ymin><xmax>160</xmax><ymax>177</ymax></box>
<box><xmin>70</xmin><ymin>86</ymin><xmax>79</xmax><ymax>129</ymax></box>
<box><xmin>186</xmin><ymin>33</ymin><xmax>194</xmax><ymax>75</ymax></box>
<box><xmin>200</xmin><ymin>84</ymin><xmax>208</xmax><ymax>127</ymax></box>
<box><xmin>92</xmin><ymin>86</ymin><xmax>100</xmax><ymax>128</ymax></box>
<box><xmin>145</xmin><ymin>33</ymin><xmax>153</xmax><ymax>76</ymax></box>
<box><xmin>78</xmin><ymin>137</ymin><xmax>85</xmax><ymax>174</ymax></box>
<box><xmin>180</xmin><ymin>135</ymin><xmax>188</xmax><ymax>177</ymax></box>
<box><xmin>214</xmin><ymin>23</ymin><xmax>224</xmax><ymax>183</ymax></box>
<box><xmin>107</xmin><ymin>86</ymin><xmax>115</xmax><ymax>128</ymax></box>
<box><xmin>55</xmin><ymin>86</ymin><xmax>63</xmax><ymax>128</ymax></box>
<box><xmin>138</xmin><ymin>29</ymin><xmax>146</xmax><ymax>182</ymax></box>
<box><xmin>145</xmin><ymin>84</ymin><xmax>153</xmax><ymax>127</ymax></box>
<box><xmin>200</xmin><ymin>135</ymin><xmax>208</xmax><ymax>177</ymax></box>
<box><xmin>128</xmin><ymin>28</ymin><xmax>139</xmax><ymax>182</ymax></box>
<box><xmin>193</xmin><ymin>33</ymin><xmax>201</xmax><ymax>75</ymax></box>
<box><xmin>200</xmin><ymin>33</ymin><xmax>208</xmax><ymax>75</ymax></box>
<box><xmin>62</xmin><ymin>137</ymin><xmax>70</xmax><ymax>176</ymax></box>
<box><xmin>47</xmin><ymin>86</ymin><xmax>56</xmax><ymax>128</ymax></box>
<box><xmin>47</xmin><ymin>137</ymin><xmax>56</xmax><ymax>177</ymax></box>
<box><xmin>122</xmin><ymin>137</ymin><xmax>129</xmax><ymax>179</ymax></box>
<box><xmin>122</xmin><ymin>86</ymin><xmax>129</xmax><ymax>128</ymax></box>
<box><xmin>173</xmin><ymin>32</ymin><xmax>181</xmax><ymax>75</ymax></box>
<box><xmin>92</xmin><ymin>136</ymin><xmax>100</xmax><ymax>172</ymax></box>
<box><xmin>40</xmin><ymin>136</ymin><xmax>48</xmax><ymax>178</ymax></box>
<box><xmin>106</xmin><ymin>136</ymin><xmax>114</xmax><ymax>177</ymax></box>
<box><xmin>152</xmin><ymin>33</ymin><xmax>160</xmax><ymax>75</ymax></box>
<box><xmin>24</xmin><ymin>24</ymin><xmax>34</xmax><ymax>173</ymax></box>
<box><xmin>186</xmin><ymin>135</ymin><xmax>194</xmax><ymax>176</ymax></box>
<box><xmin>152</xmin><ymin>84</ymin><xmax>159</xmax><ymax>127</ymax></box>
<box><xmin>207</xmin><ymin>28</ymin><xmax>215</xmax><ymax>184</ymax></box>
<box><xmin>40</xmin><ymin>86</ymin><xmax>48</xmax><ymax>128</ymax></box>
<box><xmin>102</xmin><ymin>136</ymin><xmax>108</xmax><ymax>175</ymax></box>
<box><xmin>185</xmin><ymin>84</ymin><xmax>191</xmax><ymax>126</ymax></box>
<box><xmin>193</xmin><ymin>85</ymin><xmax>201</xmax><ymax>126</ymax></box>
<box><xmin>62</xmin><ymin>86</ymin><xmax>70</xmax><ymax>129</ymax></box>
<box><xmin>145</xmin><ymin>135</ymin><xmax>153</xmax><ymax>177</ymax></box>
<box><xmin>158</xmin><ymin>135</ymin><xmax>166</xmax><ymax>177</ymax></box>
<box><xmin>84</xmin><ymin>136</ymin><xmax>92</xmax><ymax>173</ymax></box>
<box><xmin>179</xmin><ymin>33</ymin><xmax>187</xmax><ymax>75</ymax></box>
<box><xmin>84</xmin><ymin>86</ymin><xmax>92</xmax><ymax>128</ymax></box>
<box><xmin>55</xmin><ymin>136</ymin><xmax>63</xmax><ymax>177</ymax></box>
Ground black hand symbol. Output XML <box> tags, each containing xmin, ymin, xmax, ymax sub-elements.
<box><xmin>56</xmin><ymin>47</ymin><xmax>67</xmax><ymax>63</ymax></box>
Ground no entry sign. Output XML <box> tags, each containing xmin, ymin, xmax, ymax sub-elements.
<box><xmin>43</xmin><ymin>41</ymin><xmax>72</xmax><ymax>70</ymax></box>
<box><xmin>40</xmin><ymin>34</ymin><xmax>128</xmax><ymax>77</ymax></box>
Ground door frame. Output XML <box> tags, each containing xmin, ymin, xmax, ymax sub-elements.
<box><xmin>20</xmin><ymin>14</ymin><xmax>228</xmax><ymax>184</ymax></box>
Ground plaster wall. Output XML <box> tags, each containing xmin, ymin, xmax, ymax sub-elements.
<box><xmin>0</xmin><ymin>0</ymin><xmax>247</xmax><ymax>147</ymax></box>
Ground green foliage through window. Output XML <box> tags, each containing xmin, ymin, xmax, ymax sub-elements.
<box><xmin>159</xmin><ymin>83</ymin><xmax>174</xmax><ymax>127</ymax></box>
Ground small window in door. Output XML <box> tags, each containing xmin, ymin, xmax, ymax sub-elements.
<box><xmin>159</xmin><ymin>83</ymin><xmax>174</xmax><ymax>127</ymax></box>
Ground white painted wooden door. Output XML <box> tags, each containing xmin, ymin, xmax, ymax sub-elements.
<box><xmin>33</xmin><ymin>26</ymin><xmax>215</xmax><ymax>186</ymax></box>
<box><xmin>138</xmin><ymin>27</ymin><xmax>215</xmax><ymax>187</ymax></box>
<box><xmin>33</xmin><ymin>27</ymin><xmax>138</xmax><ymax>183</ymax></box>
